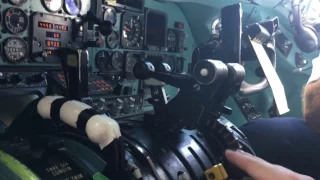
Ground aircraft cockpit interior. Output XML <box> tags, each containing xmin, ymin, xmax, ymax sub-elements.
<box><xmin>0</xmin><ymin>0</ymin><xmax>319</xmax><ymax>179</ymax></box>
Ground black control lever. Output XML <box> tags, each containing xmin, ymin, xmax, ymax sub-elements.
<box><xmin>80</xmin><ymin>11</ymin><xmax>113</xmax><ymax>37</ymax></box>
<box><xmin>133</xmin><ymin>61</ymin><xmax>194</xmax><ymax>90</ymax></box>
<box><xmin>134</xmin><ymin>60</ymin><xmax>245</xmax><ymax>133</ymax></box>
<box><xmin>53</xmin><ymin>47</ymin><xmax>89</xmax><ymax>101</ymax></box>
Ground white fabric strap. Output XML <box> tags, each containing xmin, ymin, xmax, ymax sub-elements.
<box><xmin>250</xmin><ymin>39</ymin><xmax>290</xmax><ymax>115</ymax></box>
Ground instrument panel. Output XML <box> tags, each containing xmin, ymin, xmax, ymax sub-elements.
<box><xmin>0</xmin><ymin>0</ymin><xmax>194</xmax><ymax>117</ymax></box>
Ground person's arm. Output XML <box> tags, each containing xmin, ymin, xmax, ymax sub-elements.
<box><xmin>225</xmin><ymin>150</ymin><xmax>314</xmax><ymax>180</ymax></box>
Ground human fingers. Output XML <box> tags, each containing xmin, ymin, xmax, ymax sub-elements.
<box><xmin>225</xmin><ymin>150</ymin><xmax>314</xmax><ymax>180</ymax></box>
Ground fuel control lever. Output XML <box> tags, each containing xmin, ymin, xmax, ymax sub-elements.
<box><xmin>133</xmin><ymin>60</ymin><xmax>245</xmax><ymax>133</ymax></box>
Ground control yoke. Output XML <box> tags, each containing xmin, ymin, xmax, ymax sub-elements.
<box><xmin>133</xmin><ymin>60</ymin><xmax>245</xmax><ymax>133</ymax></box>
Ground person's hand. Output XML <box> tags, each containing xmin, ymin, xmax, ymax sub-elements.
<box><xmin>225</xmin><ymin>150</ymin><xmax>314</xmax><ymax>180</ymax></box>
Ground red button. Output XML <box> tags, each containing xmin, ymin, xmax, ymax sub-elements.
<box><xmin>101</xmin><ymin>88</ymin><xmax>105</xmax><ymax>91</ymax></box>
<box><xmin>97</xmin><ymin>84</ymin><xmax>100</xmax><ymax>87</ymax></box>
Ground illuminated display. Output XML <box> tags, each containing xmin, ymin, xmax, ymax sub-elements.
<box><xmin>45</xmin><ymin>40</ymin><xmax>61</xmax><ymax>48</ymax></box>
<box><xmin>38</xmin><ymin>21</ymin><xmax>53</xmax><ymax>29</ymax></box>
<box><xmin>46</xmin><ymin>32</ymin><xmax>61</xmax><ymax>39</ymax></box>
<box><xmin>55</xmin><ymin>24</ymin><xmax>68</xmax><ymax>31</ymax></box>
<box><xmin>45</xmin><ymin>50</ymin><xmax>53</xmax><ymax>55</ymax></box>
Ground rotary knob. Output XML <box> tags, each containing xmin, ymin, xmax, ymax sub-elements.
<box><xmin>110</xmin><ymin>98</ymin><xmax>123</xmax><ymax>116</ymax></box>
<box><xmin>97</xmin><ymin>98</ymin><xmax>106</xmax><ymax>110</ymax></box>
<box><xmin>123</xmin><ymin>97</ymin><xmax>135</xmax><ymax>114</ymax></box>
<box><xmin>9</xmin><ymin>74</ymin><xmax>23</xmax><ymax>84</ymax></box>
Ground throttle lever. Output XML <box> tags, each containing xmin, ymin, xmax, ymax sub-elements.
<box><xmin>133</xmin><ymin>61</ymin><xmax>194</xmax><ymax>89</ymax></box>
<box><xmin>53</xmin><ymin>47</ymin><xmax>89</xmax><ymax>101</ymax></box>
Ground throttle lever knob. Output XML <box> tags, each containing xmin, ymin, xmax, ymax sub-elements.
<box><xmin>133</xmin><ymin>61</ymin><xmax>155</xmax><ymax>80</ymax></box>
<box><xmin>193</xmin><ymin>60</ymin><xmax>228</xmax><ymax>85</ymax></box>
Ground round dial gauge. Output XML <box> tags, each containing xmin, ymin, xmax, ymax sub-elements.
<box><xmin>111</xmin><ymin>51</ymin><xmax>124</xmax><ymax>70</ymax></box>
<box><xmin>164</xmin><ymin>56</ymin><xmax>176</xmax><ymax>73</ymax></box>
<box><xmin>5</xmin><ymin>8</ymin><xmax>29</xmax><ymax>34</ymax></box>
<box><xmin>122</xmin><ymin>17</ymin><xmax>142</xmax><ymax>47</ymax></box>
<box><xmin>126</xmin><ymin>54</ymin><xmax>139</xmax><ymax>73</ymax></box>
<box><xmin>107</xmin><ymin>31</ymin><xmax>120</xmax><ymax>49</ymax></box>
<box><xmin>104</xmin><ymin>8</ymin><xmax>117</xmax><ymax>25</ymax></box>
<box><xmin>64</xmin><ymin>0</ymin><xmax>82</xmax><ymax>15</ymax></box>
<box><xmin>42</xmin><ymin>0</ymin><xmax>62</xmax><ymax>12</ymax></box>
<box><xmin>95</xmin><ymin>50</ymin><xmax>110</xmax><ymax>70</ymax></box>
<box><xmin>167</xmin><ymin>29</ymin><xmax>177</xmax><ymax>52</ymax></box>
<box><xmin>4</xmin><ymin>37</ymin><xmax>28</xmax><ymax>63</ymax></box>
<box><xmin>9</xmin><ymin>0</ymin><xmax>27</xmax><ymax>5</ymax></box>
<box><xmin>176</xmin><ymin>58</ymin><xmax>184</xmax><ymax>73</ymax></box>
<box><xmin>212</xmin><ymin>18</ymin><xmax>222</xmax><ymax>36</ymax></box>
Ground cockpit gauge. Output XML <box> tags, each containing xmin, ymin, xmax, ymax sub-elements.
<box><xmin>64</xmin><ymin>0</ymin><xmax>82</xmax><ymax>15</ymax></box>
<box><xmin>107</xmin><ymin>31</ymin><xmax>120</xmax><ymax>49</ymax></box>
<box><xmin>42</xmin><ymin>0</ymin><xmax>62</xmax><ymax>12</ymax></box>
<box><xmin>164</xmin><ymin>56</ymin><xmax>176</xmax><ymax>73</ymax></box>
<box><xmin>122</xmin><ymin>16</ymin><xmax>142</xmax><ymax>48</ymax></box>
<box><xmin>5</xmin><ymin>8</ymin><xmax>28</xmax><ymax>34</ymax></box>
<box><xmin>104</xmin><ymin>8</ymin><xmax>117</xmax><ymax>25</ymax></box>
<box><xmin>9</xmin><ymin>0</ymin><xmax>27</xmax><ymax>6</ymax></box>
<box><xmin>95</xmin><ymin>50</ymin><xmax>110</xmax><ymax>71</ymax></box>
<box><xmin>111</xmin><ymin>51</ymin><xmax>124</xmax><ymax>70</ymax></box>
<box><xmin>211</xmin><ymin>18</ymin><xmax>222</xmax><ymax>36</ymax></box>
<box><xmin>176</xmin><ymin>58</ymin><xmax>184</xmax><ymax>73</ymax></box>
<box><xmin>125</xmin><ymin>53</ymin><xmax>139</xmax><ymax>74</ymax></box>
<box><xmin>167</xmin><ymin>29</ymin><xmax>177</xmax><ymax>52</ymax></box>
<box><xmin>4</xmin><ymin>37</ymin><xmax>28</xmax><ymax>63</ymax></box>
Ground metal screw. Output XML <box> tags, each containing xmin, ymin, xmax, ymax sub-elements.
<box><xmin>208</xmin><ymin>173</ymin><xmax>215</xmax><ymax>179</ymax></box>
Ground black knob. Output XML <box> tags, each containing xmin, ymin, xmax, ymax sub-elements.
<box><xmin>99</xmin><ymin>20</ymin><xmax>113</xmax><ymax>37</ymax></box>
<box><xmin>29</xmin><ymin>72</ymin><xmax>47</xmax><ymax>84</ymax></box>
<box><xmin>133</xmin><ymin>61</ymin><xmax>155</xmax><ymax>80</ymax></box>
<box><xmin>221</xmin><ymin>106</ymin><xmax>232</xmax><ymax>115</ymax></box>
<box><xmin>9</xmin><ymin>74</ymin><xmax>23</xmax><ymax>84</ymax></box>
